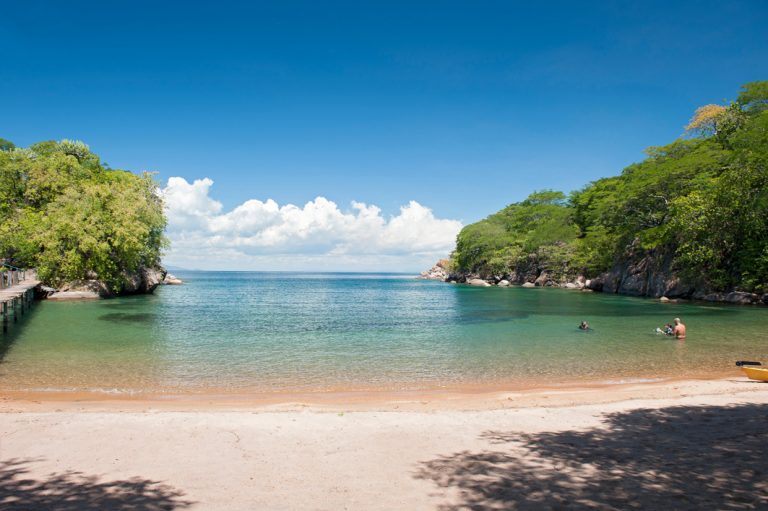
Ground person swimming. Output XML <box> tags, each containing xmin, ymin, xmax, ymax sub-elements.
<box><xmin>579</xmin><ymin>321</ymin><xmax>589</xmax><ymax>330</ymax></box>
<box><xmin>655</xmin><ymin>323</ymin><xmax>674</xmax><ymax>335</ymax></box>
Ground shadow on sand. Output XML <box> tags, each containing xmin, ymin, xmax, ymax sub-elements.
<box><xmin>416</xmin><ymin>403</ymin><xmax>768</xmax><ymax>510</ymax></box>
<box><xmin>0</xmin><ymin>458</ymin><xmax>193</xmax><ymax>510</ymax></box>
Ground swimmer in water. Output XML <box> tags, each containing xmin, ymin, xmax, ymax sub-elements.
<box><xmin>673</xmin><ymin>317</ymin><xmax>686</xmax><ymax>339</ymax></box>
<box><xmin>579</xmin><ymin>321</ymin><xmax>589</xmax><ymax>330</ymax></box>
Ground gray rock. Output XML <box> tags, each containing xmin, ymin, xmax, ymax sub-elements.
<box><xmin>497</xmin><ymin>280</ymin><xmax>510</xmax><ymax>287</ymax></box>
<box><xmin>121</xmin><ymin>267</ymin><xmax>166</xmax><ymax>294</ymax></box>
<box><xmin>467</xmin><ymin>278</ymin><xmax>491</xmax><ymax>287</ymax></box>
<box><xmin>725</xmin><ymin>291</ymin><xmax>759</xmax><ymax>305</ymax></box>
<box><xmin>522</xmin><ymin>282</ymin><xmax>536</xmax><ymax>288</ymax></box>
<box><xmin>534</xmin><ymin>271</ymin><xmax>553</xmax><ymax>287</ymax></box>
<box><xmin>659</xmin><ymin>296</ymin><xmax>670</xmax><ymax>303</ymax></box>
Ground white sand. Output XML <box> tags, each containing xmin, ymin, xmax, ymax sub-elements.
<box><xmin>1</xmin><ymin>379</ymin><xmax>767</xmax><ymax>510</ymax></box>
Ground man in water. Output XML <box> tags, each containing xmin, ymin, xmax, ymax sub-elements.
<box><xmin>579</xmin><ymin>321</ymin><xmax>589</xmax><ymax>330</ymax></box>
<box><xmin>673</xmin><ymin>317</ymin><xmax>686</xmax><ymax>339</ymax></box>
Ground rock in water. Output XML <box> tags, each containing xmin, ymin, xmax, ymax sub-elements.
<box><xmin>419</xmin><ymin>259</ymin><xmax>451</xmax><ymax>281</ymax></box>
<box><xmin>467</xmin><ymin>278</ymin><xmax>491</xmax><ymax>287</ymax></box>
<box><xmin>163</xmin><ymin>273</ymin><xmax>184</xmax><ymax>285</ymax></box>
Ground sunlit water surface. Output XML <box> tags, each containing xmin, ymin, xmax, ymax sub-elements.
<box><xmin>1</xmin><ymin>272</ymin><xmax>766</xmax><ymax>394</ymax></box>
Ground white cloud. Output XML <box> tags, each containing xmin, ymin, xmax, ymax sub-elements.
<box><xmin>162</xmin><ymin>177</ymin><xmax>462</xmax><ymax>271</ymax></box>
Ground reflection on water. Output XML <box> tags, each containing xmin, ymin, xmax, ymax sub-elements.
<box><xmin>0</xmin><ymin>272</ymin><xmax>767</xmax><ymax>393</ymax></box>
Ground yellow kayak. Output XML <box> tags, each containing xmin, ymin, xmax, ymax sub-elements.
<box><xmin>741</xmin><ymin>366</ymin><xmax>768</xmax><ymax>381</ymax></box>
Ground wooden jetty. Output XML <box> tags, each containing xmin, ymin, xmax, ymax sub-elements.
<box><xmin>1</xmin><ymin>267</ymin><xmax>40</xmax><ymax>333</ymax></box>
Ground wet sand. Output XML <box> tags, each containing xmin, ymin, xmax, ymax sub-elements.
<box><xmin>2</xmin><ymin>377</ymin><xmax>767</xmax><ymax>509</ymax></box>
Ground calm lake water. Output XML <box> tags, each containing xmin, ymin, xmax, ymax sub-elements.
<box><xmin>1</xmin><ymin>272</ymin><xmax>767</xmax><ymax>394</ymax></box>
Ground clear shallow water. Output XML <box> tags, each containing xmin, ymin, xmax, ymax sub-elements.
<box><xmin>1</xmin><ymin>272</ymin><xmax>767</xmax><ymax>394</ymax></box>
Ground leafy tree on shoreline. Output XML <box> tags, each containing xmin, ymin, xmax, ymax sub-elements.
<box><xmin>451</xmin><ymin>81</ymin><xmax>768</xmax><ymax>294</ymax></box>
<box><xmin>0</xmin><ymin>139</ymin><xmax>167</xmax><ymax>291</ymax></box>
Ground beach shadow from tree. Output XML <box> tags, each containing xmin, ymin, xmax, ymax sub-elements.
<box><xmin>416</xmin><ymin>403</ymin><xmax>768</xmax><ymax>510</ymax></box>
<box><xmin>0</xmin><ymin>458</ymin><xmax>193</xmax><ymax>510</ymax></box>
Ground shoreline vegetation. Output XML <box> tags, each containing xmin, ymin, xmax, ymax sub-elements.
<box><xmin>0</xmin><ymin>138</ymin><xmax>168</xmax><ymax>299</ymax></box>
<box><xmin>424</xmin><ymin>81</ymin><xmax>768</xmax><ymax>306</ymax></box>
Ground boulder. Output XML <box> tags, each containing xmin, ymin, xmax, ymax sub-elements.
<box><xmin>659</xmin><ymin>296</ymin><xmax>670</xmax><ymax>303</ymax></box>
<box><xmin>564</xmin><ymin>282</ymin><xmax>578</xmax><ymax>289</ymax></box>
<box><xmin>121</xmin><ymin>267</ymin><xmax>166</xmax><ymax>294</ymax></box>
<box><xmin>467</xmin><ymin>278</ymin><xmax>491</xmax><ymax>287</ymax></box>
<box><xmin>725</xmin><ymin>291</ymin><xmax>759</xmax><ymax>305</ymax></box>
<box><xmin>497</xmin><ymin>280</ymin><xmax>510</xmax><ymax>287</ymax></box>
<box><xmin>534</xmin><ymin>271</ymin><xmax>553</xmax><ymax>287</ymax></box>
<box><xmin>522</xmin><ymin>282</ymin><xmax>536</xmax><ymax>288</ymax></box>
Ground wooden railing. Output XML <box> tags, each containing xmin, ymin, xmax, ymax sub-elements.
<box><xmin>1</xmin><ymin>264</ymin><xmax>27</xmax><ymax>289</ymax></box>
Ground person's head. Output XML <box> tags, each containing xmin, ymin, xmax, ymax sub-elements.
<box><xmin>674</xmin><ymin>317</ymin><xmax>681</xmax><ymax>325</ymax></box>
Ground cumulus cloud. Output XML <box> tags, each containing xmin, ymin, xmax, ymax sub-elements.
<box><xmin>162</xmin><ymin>177</ymin><xmax>462</xmax><ymax>271</ymax></box>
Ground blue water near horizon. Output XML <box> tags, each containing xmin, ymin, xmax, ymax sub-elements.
<box><xmin>1</xmin><ymin>271</ymin><xmax>767</xmax><ymax>394</ymax></box>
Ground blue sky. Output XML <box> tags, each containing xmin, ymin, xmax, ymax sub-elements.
<box><xmin>2</xmin><ymin>1</ymin><xmax>767</xmax><ymax>270</ymax></box>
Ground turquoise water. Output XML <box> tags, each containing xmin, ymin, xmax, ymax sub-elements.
<box><xmin>1</xmin><ymin>272</ymin><xmax>767</xmax><ymax>394</ymax></box>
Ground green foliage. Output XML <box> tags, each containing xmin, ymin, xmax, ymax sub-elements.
<box><xmin>0</xmin><ymin>139</ymin><xmax>167</xmax><ymax>291</ymax></box>
<box><xmin>452</xmin><ymin>81</ymin><xmax>768</xmax><ymax>292</ymax></box>
<box><xmin>453</xmin><ymin>190</ymin><xmax>579</xmax><ymax>276</ymax></box>
<box><xmin>0</xmin><ymin>138</ymin><xmax>15</xmax><ymax>151</ymax></box>
<box><xmin>737</xmin><ymin>81</ymin><xmax>768</xmax><ymax>113</ymax></box>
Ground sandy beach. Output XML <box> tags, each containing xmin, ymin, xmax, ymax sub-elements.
<box><xmin>2</xmin><ymin>377</ymin><xmax>767</xmax><ymax>510</ymax></box>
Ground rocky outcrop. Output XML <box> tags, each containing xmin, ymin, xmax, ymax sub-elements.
<box><xmin>46</xmin><ymin>266</ymin><xmax>167</xmax><ymax>300</ymax></box>
<box><xmin>419</xmin><ymin>259</ymin><xmax>451</xmax><ymax>281</ymax></box>
<box><xmin>586</xmin><ymin>250</ymin><xmax>696</xmax><ymax>298</ymax></box>
<box><xmin>583</xmin><ymin>249</ymin><xmax>766</xmax><ymax>305</ymax></box>
<box><xmin>120</xmin><ymin>267</ymin><xmax>166</xmax><ymax>295</ymax></box>
<box><xmin>423</xmin><ymin>250</ymin><xmax>765</xmax><ymax>305</ymax></box>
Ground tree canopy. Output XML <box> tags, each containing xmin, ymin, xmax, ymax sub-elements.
<box><xmin>451</xmin><ymin>81</ymin><xmax>768</xmax><ymax>293</ymax></box>
<box><xmin>0</xmin><ymin>139</ymin><xmax>167</xmax><ymax>291</ymax></box>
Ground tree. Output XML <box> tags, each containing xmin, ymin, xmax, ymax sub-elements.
<box><xmin>0</xmin><ymin>139</ymin><xmax>167</xmax><ymax>292</ymax></box>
